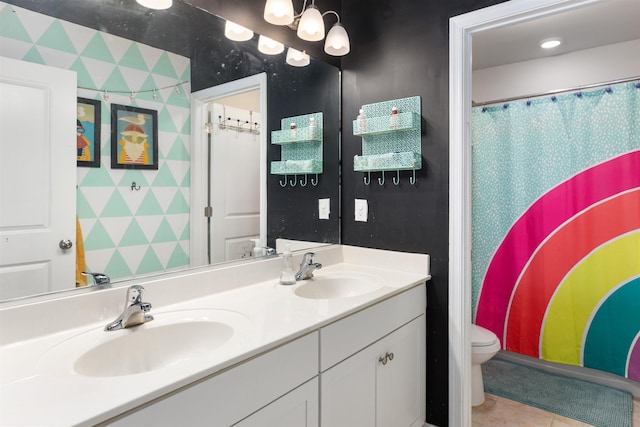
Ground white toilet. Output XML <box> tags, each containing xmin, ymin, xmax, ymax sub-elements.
<box><xmin>471</xmin><ymin>324</ymin><xmax>501</xmax><ymax>406</ymax></box>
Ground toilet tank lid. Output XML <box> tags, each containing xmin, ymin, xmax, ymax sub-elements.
<box><xmin>472</xmin><ymin>324</ymin><xmax>499</xmax><ymax>345</ymax></box>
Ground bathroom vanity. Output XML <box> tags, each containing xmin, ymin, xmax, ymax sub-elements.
<box><xmin>0</xmin><ymin>245</ymin><xmax>430</xmax><ymax>426</ymax></box>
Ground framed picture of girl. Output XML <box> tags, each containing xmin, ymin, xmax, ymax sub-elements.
<box><xmin>110</xmin><ymin>104</ymin><xmax>158</xmax><ymax>170</ymax></box>
<box><xmin>77</xmin><ymin>97</ymin><xmax>101</xmax><ymax>168</ymax></box>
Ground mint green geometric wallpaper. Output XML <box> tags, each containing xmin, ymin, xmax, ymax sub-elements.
<box><xmin>0</xmin><ymin>2</ymin><xmax>191</xmax><ymax>281</ymax></box>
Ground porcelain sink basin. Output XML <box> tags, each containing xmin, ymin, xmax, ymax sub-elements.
<box><xmin>294</xmin><ymin>272</ymin><xmax>384</xmax><ymax>299</ymax></box>
<box><xmin>38</xmin><ymin>309</ymin><xmax>248</xmax><ymax>378</ymax></box>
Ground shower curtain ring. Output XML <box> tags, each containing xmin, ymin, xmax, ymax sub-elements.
<box><xmin>290</xmin><ymin>175</ymin><xmax>297</xmax><ymax>187</ymax></box>
<box><xmin>378</xmin><ymin>171</ymin><xmax>385</xmax><ymax>185</ymax></box>
<box><xmin>280</xmin><ymin>175</ymin><xmax>288</xmax><ymax>187</ymax></box>
<box><xmin>311</xmin><ymin>174</ymin><xmax>319</xmax><ymax>186</ymax></box>
<box><xmin>409</xmin><ymin>169</ymin><xmax>417</xmax><ymax>185</ymax></box>
<box><xmin>364</xmin><ymin>171</ymin><xmax>371</xmax><ymax>185</ymax></box>
<box><xmin>300</xmin><ymin>175</ymin><xmax>308</xmax><ymax>187</ymax></box>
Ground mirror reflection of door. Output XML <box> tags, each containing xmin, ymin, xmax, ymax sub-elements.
<box><xmin>209</xmin><ymin>93</ymin><xmax>262</xmax><ymax>263</ymax></box>
<box><xmin>0</xmin><ymin>57</ymin><xmax>77</xmax><ymax>300</ymax></box>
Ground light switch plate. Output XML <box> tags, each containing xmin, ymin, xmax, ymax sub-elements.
<box><xmin>355</xmin><ymin>199</ymin><xmax>368</xmax><ymax>222</ymax></box>
<box><xmin>319</xmin><ymin>198</ymin><xmax>330</xmax><ymax>219</ymax></box>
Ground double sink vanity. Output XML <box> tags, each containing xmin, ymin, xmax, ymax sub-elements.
<box><xmin>0</xmin><ymin>245</ymin><xmax>430</xmax><ymax>426</ymax></box>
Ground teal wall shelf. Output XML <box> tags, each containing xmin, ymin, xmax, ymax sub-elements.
<box><xmin>352</xmin><ymin>111</ymin><xmax>420</xmax><ymax>136</ymax></box>
<box><xmin>352</xmin><ymin>96</ymin><xmax>422</xmax><ymax>185</ymax></box>
<box><xmin>270</xmin><ymin>112</ymin><xmax>323</xmax><ymax>187</ymax></box>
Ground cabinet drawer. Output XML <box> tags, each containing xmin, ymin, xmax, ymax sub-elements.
<box><xmin>106</xmin><ymin>332</ymin><xmax>319</xmax><ymax>427</ymax></box>
<box><xmin>319</xmin><ymin>283</ymin><xmax>425</xmax><ymax>371</ymax></box>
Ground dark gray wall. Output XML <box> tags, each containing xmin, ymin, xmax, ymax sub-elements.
<box><xmin>339</xmin><ymin>1</ymin><xmax>505</xmax><ymax>425</ymax></box>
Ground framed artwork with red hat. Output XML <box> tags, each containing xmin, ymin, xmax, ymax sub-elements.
<box><xmin>110</xmin><ymin>104</ymin><xmax>158</xmax><ymax>170</ymax></box>
<box><xmin>77</xmin><ymin>97</ymin><xmax>101</xmax><ymax>168</ymax></box>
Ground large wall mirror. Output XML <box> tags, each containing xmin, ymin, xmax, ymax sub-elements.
<box><xmin>0</xmin><ymin>0</ymin><xmax>341</xmax><ymax>303</ymax></box>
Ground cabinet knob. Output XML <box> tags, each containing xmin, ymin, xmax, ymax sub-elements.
<box><xmin>378</xmin><ymin>352</ymin><xmax>394</xmax><ymax>365</ymax></box>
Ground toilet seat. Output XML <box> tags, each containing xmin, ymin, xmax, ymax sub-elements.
<box><xmin>471</xmin><ymin>324</ymin><xmax>499</xmax><ymax>347</ymax></box>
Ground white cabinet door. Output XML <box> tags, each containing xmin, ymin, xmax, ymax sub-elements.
<box><xmin>320</xmin><ymin>345</ymin><xmax>377</xmax><ymax>427</ymax></box>
<box><xmin>377</xmin><ymin>315</ymin><xmax>425</xmax><ymax>427</ymax></box>
<box><xmin>234</xmin><ymin>378</ymin><xmax>318</xmax><ymax>427</ymax></box>
<box><xmin>320</xmin><ymin>316</ymin><xmax>425</xmax><ymax>427</ymax></box>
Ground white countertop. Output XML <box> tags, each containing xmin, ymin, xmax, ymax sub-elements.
<box><xmin>0</xmin><ymin>245</ymin><xmax>430</xmax><ymax>426</ymax></box>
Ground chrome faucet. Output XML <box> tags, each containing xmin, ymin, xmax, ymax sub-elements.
<box><xmin>104</xmin><ymin>285</ymin><xmax>154</xmax><ymax>331</ymax></box>
<box><xmin>295</xmin><ymin>252</ymin><xmax>322</xmax><ymax>281</ymax></box>
<box><xmin>82</xmin><ymin>271</ymin><xmax>111</xmax><ymax>287</ymax></box>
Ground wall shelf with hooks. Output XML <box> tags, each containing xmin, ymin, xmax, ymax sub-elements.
<box><xmin>270</xmin><ymin>112</ymin><xmax>323</xmax><ymax>187</ymax></box>
<box><xmin>352</xmin><ymin>111</ymin><xmax>420</xmax><ymax>136</ymax></box>
<box><xmin>352</xmin><ymin>96</ymin><xmax>422</xmax><ymax>186</ymax></box>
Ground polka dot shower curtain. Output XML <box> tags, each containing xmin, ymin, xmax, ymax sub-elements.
<box><xmin>471</xmin><ymin>81</ymin><xmax>640</xmax><ymax>381</ymax></box>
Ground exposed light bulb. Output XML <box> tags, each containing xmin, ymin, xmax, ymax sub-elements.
<box><xmin>175</xmin><ymin>84</ymin><xmax>181</xmax><ymax>94</ymax></box>
<box><xmin>130</xmin><ymin>91</ymin><xmax>136</xmax><ymax>102</ymax></box>
<box><xmin>103</xmin><ymin>90</ymin><xmax>109</xmax><ymax>101</ymax></box>
<box><xmin>152</xmin><ymin>89</ymin><xmax>158</xmax><ymax>100</ymax></box>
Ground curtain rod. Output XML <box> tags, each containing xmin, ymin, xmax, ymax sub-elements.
<box><xmin>472</xmin><ymin>75</ymin><xmax>640</xmax><ymax>107</ymax></box>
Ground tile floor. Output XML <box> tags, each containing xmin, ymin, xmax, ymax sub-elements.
<box><xmin>472</xmin><ymin>393</ymin><xmax>640</xmax><ymax>427</ymax></box>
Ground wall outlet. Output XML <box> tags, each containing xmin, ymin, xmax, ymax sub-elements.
<box><xmin>319</xmin><ymin>198</ymin><xmax>330</xmax><ymax>219</ymax></box>
<box><xmin>355</xmin><ymin>199</ymin><xmax>368</xmax><ymax>222</ymax></box>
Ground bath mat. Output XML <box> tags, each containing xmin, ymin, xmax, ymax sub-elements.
<box><xmin>482</xmin><ymin>358</ymin><xmax>633</xmax><ymax>427</ymax></box>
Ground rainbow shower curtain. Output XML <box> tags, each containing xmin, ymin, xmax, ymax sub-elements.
<box><xmin>471</xmin><ymin>81</ymin><xmax>640</xmax><ymax>381</ymax></box>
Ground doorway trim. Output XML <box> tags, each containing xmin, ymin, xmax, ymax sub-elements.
<box><xmin>190</xmin><ymin>73</ymin><xmax>268</xmax><ymax>267</ymax></box>
<box><xmin>448</xmin><ymin>1</ymin><xmax>599</xmax><ymax>425</ymax></box>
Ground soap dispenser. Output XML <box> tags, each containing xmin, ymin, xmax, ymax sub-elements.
<box><xmin>389</xmin><ymin>106</ymin><xmax>400</xmax><ymax>129</ymax></box>
<box><xmin>357</xmin><ymin>108</ymin><xmax>367</xmax><ymax>134</ymax></box>
<box><xmin>279</xmin><ymin>244</ymin><xmax>296</xmax><ymax>285</ymax></box>
<box><xmin>251</xmin><ymin>238</ymin><xmax>265</xmax><ymax>257</ymax></box>
<box><xmin>308</xmin><ymin>117</ymin><xmax>317</xmax><ymax>140</ymax></box>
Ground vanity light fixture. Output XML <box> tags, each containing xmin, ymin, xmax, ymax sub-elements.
<box><xmin>323</xmin><ymin>12</ymin><xmax>349</xmax><ymax>56</ymax></box>
<box><xmin>540</xmin><ymin>37</ymin><xmax>563</xmax><ymax>49</ymax></box>
<box><xmin>286</xmin><ymin>47</ymin><xmax>310</xmax><ymax>67</ymax></box>
<box><xmin>263</xmin><ymin>0</ymin><xmax>350</xmax><ymax>56</ymax></box>
<box><xmin>136</xmin><ymin>0</ymin><xmax>172</xmax><ymax>10</ymax></box>
<box><xmin>297</xmin><ymin>4</ymin><xmax>324</xmax><ymax>41</ymax></box>
<box><xmin>264</xmin><ymin>0</ymin><xmax>295</xmax><ymax>25</ymax></box>
<box><xmin>258</xmin><ymin>35</ymin><xmax>285</xmax><ymax>55</ymax></box>
<box><xmin>225</xmin><ymin>20</ymin><xmax>254</xmax><ymax>42</ymax></box>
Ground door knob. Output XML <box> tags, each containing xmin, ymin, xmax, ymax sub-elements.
<box><xmin>59</xmin><ymin>239</ymin><xmax>73</xmax><ymax>250</ymax></box>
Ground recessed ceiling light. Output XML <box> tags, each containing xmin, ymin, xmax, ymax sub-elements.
<box><xmin>540</xmin><ymin>38</ymin><xmax>563</xmax><ymax>49</ymax></box>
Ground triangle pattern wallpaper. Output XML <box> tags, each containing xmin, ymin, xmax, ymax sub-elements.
<box><xmin>0</xmin><ymin>2</ymin><xmax>192</xmax><ymax>281</ymax></box>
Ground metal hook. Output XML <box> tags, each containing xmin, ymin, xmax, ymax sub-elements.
<box><xmin>410</xmin><ymin>169</ymin><xmax>417</xmax><ymax>185</ymax></box>
<box><xmin>311</xmin><ymin>174</ymin><xmax>319</xmax><ymax>186</ymax></box>
<box><xmin>131</xmin><ymin>181</ymin><xmax>141</xmax><ymax>191</ymax></box>
<box><xmin>280</xmin><ymin>175</ymin><xmax>288</xmax><ymax>187</ymax></box>
<box><xmin>392</xmin><ymin>170</ymin><xmax>400</xmax><ymax>185</ymax></box>
<box><xmin>300</xmin><ymin>175</ymin><xmax>308</xmax><ymax>187</ymax></box>
<box><xmin>364</xmin><ymin>171</ymin><xmax>371</xmax><ymax>185</ymax></box>
<box><xmin>378</xmin><ymin>171</ymin><xmax>385</xmax><ymax>186</ymax></box>
<box><xmin>290</xmin><ymin>175</ymin><xmax>297</xmax><ymax>187</ymax></box>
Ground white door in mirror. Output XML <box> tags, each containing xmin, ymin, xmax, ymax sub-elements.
<box><xmin>0</xmin><ymin>57</ymin><xmax>77</xmax><ymax>300</ymax></box>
